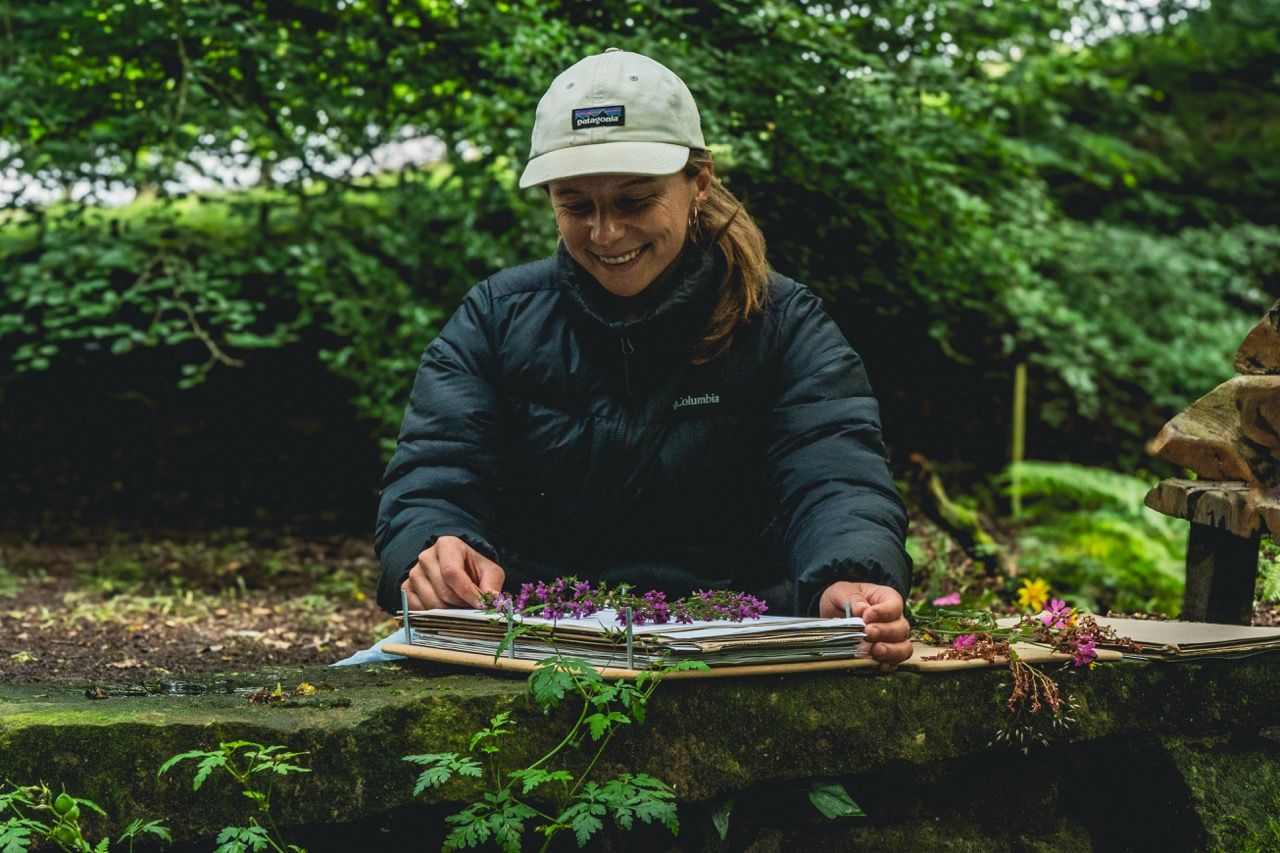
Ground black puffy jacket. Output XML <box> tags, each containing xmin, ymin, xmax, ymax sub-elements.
<box><xmin>375</xmin><ymin>242</ymin><xmax>910</xmax><ymax>615</ymax></box>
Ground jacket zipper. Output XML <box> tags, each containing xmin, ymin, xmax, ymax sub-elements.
<box><xmin>608</xmin><ymin>335</ymin><xmax>636</xmax><ymax>517</ymax></box>
<box><xmin>619</xmin><ymin>336</ymin><xmax>635</xmax><ymax>398</ymax></box>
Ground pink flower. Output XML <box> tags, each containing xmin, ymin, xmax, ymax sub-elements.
<box><xmin>954</xmin><ymin>633</ymin><xmax>977</xmax><ymax>650</ymax></box>
<box><xmin>1073</xmin><ymin>633</ymin><xmax>1097</xmax><ymax>667</ymax></box>
<box><xmin>1038</xmin><ymin>598</ymin><xmax>1072</xmax><ymax>629</ymax></box>
<box><xmin>932</xmin><ymin>592</ymin><xmax>961</xmax><ymax>606</ymax></box>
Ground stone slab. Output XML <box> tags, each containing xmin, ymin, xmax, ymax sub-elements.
<box><xmin>2</xmin><ymin>655</ymin><xmax>1280</xmax><ymax>849</ymax></box>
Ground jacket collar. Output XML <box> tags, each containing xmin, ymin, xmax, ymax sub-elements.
<box><xmin>557</xmin><ymin>240</ymin><xmax>721</xmax><ymax>333</ymax></box>
<box><xmin>556</xmin><ymin>240</ymin><xmax>723</xmax><ymax>392</ymax></box>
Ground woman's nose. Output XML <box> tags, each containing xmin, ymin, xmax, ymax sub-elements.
<box><xmin>590</xmin><ymin>210</ymin><xmax>622</xmax><ymax>245</ymax></box>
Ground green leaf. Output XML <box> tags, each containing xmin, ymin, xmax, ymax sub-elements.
<box><xmin>158</xmin><ymin>749</ymin><xmax>227</xmax><ymax>791</ymax></box>
<box><xmin>558</xmin><ymin>800</ymin><xmax>605</xmax><ymax>847</ymax></box>
<box><xmin>585</xmin><ymin>711</ymin><xmax>630</xmax><ymax>741</ymax></box>
<box><xmin>0</xmin><ymin>789</ymin><xmax>36</xmax><ymax>817</ymax></box>
<box><xmin>70</xmin><ymin>796</ymin><xmax>106</xmax><ymax>817</ymax></box>
<box><xmin>711</xmin><ymin>796</ymin><xmax>734</xmax><ymax>841</ymax></box>
<box><xmin>527</xmin><ymin>661</ymin><xmax>577</xmax><ymax>710</ymax></box>
<box><xmin>411</xmin><ymin>766</ymin><xmax>453</xmax><ymax>796</ymax></box>
<box><xmin>193</xmin><ymin>754</ymin><xmax>229</xmax><ymax>790</ymax></box>
<box><xmin>403</xmin><ymin>753</ymin><xmax>482</xmax><ymax>796</ymax></box>
<box><xmin>214</xmin><ymin>824</ymin><xmax>271</xmax><ymax>853</ymax></box>
<box><xmin>596</xmin><ymin>774</ymin><xmax>677</xmax><ymax>836</ymax></box>
<box><xmin>506</xmin><ymin>768</ymin><xmax>572</xmax><ymax>796</ymax></box>
<box><xmin>117</xmin><ymin>819</ymin><xmax>172</xmax><ymax>844</ymax></box>
<box><xmin>469</xmin><ymin>711</ymin><xmax>513</xmax><ymax>751</ymax></box>
<box><xmin>808</xmin><ymin>782</ymin><xmax>865</xmax><ymax>819</ymax></box>
<box><xmin>266</xmin><ymin>763</ymin><xmax>310</xmax><ymax>776</ymax></box>
<box><xmin>0</xmin><ymin>822</ymin><xmax>33</xmax><ymax>853</ymax></box>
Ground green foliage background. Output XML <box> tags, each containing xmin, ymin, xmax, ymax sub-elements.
<box><xmin>1</xmin><ymin>0</ymin><xmax>1276</xmax><ymax>479</ymax></box>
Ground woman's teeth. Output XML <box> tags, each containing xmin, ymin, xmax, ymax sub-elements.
<box><xmin>597</xmin><ymin>246</ymin><xmax>643</xmax><ymax>265</ymax></box>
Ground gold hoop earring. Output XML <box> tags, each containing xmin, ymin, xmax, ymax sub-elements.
<box><xmin>688</xmin><ymin>206</ymin><xmax>702</xmax><ymax>241</ymax></box>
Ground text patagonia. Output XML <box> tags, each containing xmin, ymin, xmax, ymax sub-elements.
<box><xmin>672</xmin><ymin>393</ymin><xmax>720</xmax><ymax>411</ymax></box>
<box><xmin>572</xmin><ymin>105</ymin><xmax>625</xmax><ymax>129</ymax></box>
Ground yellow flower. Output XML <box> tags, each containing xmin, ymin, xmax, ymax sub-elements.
<box><xmin>1016</xmin><ymin>578</ymin><xmax>1051</xmax><ymax>612</ymax></box>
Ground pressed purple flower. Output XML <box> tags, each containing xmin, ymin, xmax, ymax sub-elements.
<box><xmin>954</xmin><ymin>633</ymin><xmax>977</xmax><ymax>650</ymax></box>
<box><xmin>1073</xmin><ymin>634</ymin><xmax>1097</xmax><ymax>667</ymax></box>
<box><xmin>513</xmin><ymin>583</ymin><xmax>534</xmax><ymax>612</ymax></box>
<box><xmin>1039</xmin><ymin>598</ymin><xmax>1072</xmax><ymax>629</ymax></box>
<box><xmin>486</xmin><ymin>577</ymin><xmax>767</xmax><ymax>625</ymax></box>
<box><xmin>932</xmin><ymin>592</ymin><xmax>961</xmax><ymax>606</ymax></box>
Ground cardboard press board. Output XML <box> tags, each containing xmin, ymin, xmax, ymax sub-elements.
<box><xmin>1092</xmin><ymin>616</ymin><xmax>1280</xmax><ymax>657</ymax></box>
<box><xmin>381</xmin><ymin>640</ymin><xmax>1122</xmax><ymax>679</ymax></box>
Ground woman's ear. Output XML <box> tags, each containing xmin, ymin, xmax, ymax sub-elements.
<box><xmin>694</xmin><ymin>159</ymin><xmax>714</xmax><ymax>204</ymax></box>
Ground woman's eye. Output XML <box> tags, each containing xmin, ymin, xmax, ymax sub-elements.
<box><xmin>617</xmin><ymin>196</ymin><xmax>655</xmax><ymax>211</ymax></box>
<box><xmin>564</xmin><ymin>205</ymin><xmax>593</xmax><ymax>216</ymax></box>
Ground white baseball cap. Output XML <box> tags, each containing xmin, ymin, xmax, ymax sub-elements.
<box><xmin>519</xmin><ymin>48</ymin><xmax>705</xmax><ymax>189</ymax></box>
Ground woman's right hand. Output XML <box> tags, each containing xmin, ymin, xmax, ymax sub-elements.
<box><xmin>401</xmin><ymin>535</ymin><xmax>506</xmax><ymax>610</ymax></box>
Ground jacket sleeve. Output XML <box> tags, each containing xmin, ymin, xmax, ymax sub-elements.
<box><xmin>374</xmin><ymin>282</ymin><xmax>504</xmax><ymax>612</ymax></box>
<box><xmin>764</xmin><ymin>285</ymin><xmax>912</xmax><ymax>615</ymax></box>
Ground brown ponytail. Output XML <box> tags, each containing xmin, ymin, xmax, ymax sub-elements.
<box><xmin>683</xmin><ymin>149</ymin><xmax>770</xmax><ymax>363</ymax></box>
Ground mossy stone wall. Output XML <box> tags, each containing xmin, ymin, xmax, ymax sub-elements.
<box><xmin>2</xmin><ymin>656</ymin><xmax>1279</xmax><ymax>850</ymax></box>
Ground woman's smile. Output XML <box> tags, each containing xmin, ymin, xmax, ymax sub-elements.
<box><xmin>549</xmin><ymin>171</ymin><xmax>709</xmax><ymax>297</ymax></box>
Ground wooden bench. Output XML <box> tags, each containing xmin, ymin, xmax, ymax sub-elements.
<box><xmin>1145</xmin><ymin>478</ymin><xmax>1280</xmax><ymax>624</ymax></box>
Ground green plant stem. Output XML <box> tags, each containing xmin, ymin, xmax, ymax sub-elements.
<box><xmin>514</xmin><ymin>697</ymin><xmax>590</xmax><ymax>786</ymax></box>
<box><xmin>518</xmin><ymin>669</ymin><xmax>593</xmax><ymax>777</ymax></box>
<box><xmin>568</xmin><ymin>730</ymin><xmax>617</xmax><ymax>802</ymax></box>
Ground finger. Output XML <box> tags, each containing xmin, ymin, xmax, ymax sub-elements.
<box><xmin>819</xmin><ymin>583</ymin><xmax>868</xmax><ymax>618</ymax></box>
<box><xmin>404</xmin><ymin>567</ymin><xmax>446</xmax><ymax>610</ymax></box>
<box><xmin>867</xmin><ymin>639</ymin><xmax>913</xmax><ymax>667</ymax></box>
<box><xmin>431</xmin><ymin>545</ymin><xmax>485</xmax><ymax>607</ymax></box>
<box><xmin>863</xmin><ymin>617</ymin><xmax>910</xmax><ymax>644</ymax></box>
<box><xmin>845</xmin><ymin>597</ymin><xmax>871</xmax><ymax>619</ymax></box>
<box><xmin>470</xmin><ymin>554</ymin><xmax>506</xmax><ymax>598</ymax></box>
<box><xmin>399</xmin><ymin>578</ymin><xmax>424</xmax><ymax>610</ymax></box>
<box><xmin>861</xmin><ymin>595</ymin><xmax>904</xmax><ymax>626</ymax></box>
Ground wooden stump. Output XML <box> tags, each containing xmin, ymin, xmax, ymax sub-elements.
<box><xmin>1182</xmin><ymin>523</ymin><xmax>1261</xmax><ymax>624</ymax></box>
<box><xmin>1145</xmin><ymin>478</ymin><xmax>1279</xmax><ymax>624</ymax></box>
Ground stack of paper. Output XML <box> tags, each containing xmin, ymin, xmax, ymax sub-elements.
<box><xmin>403</xmin><ymin>608</ymin><xmax>866</xmax><ymax>669</ymax></box>
<box><xmin>1093</xmin><ymin>616</ymin><xmax>1280</xmax><ymax>658</ymax></box>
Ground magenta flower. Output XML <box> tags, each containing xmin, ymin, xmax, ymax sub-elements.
<box><xmin>954</xmin><ymin>633</ymin><xmax>977</xmax><ymax>650</ymax></box>
<box><xmin>1073</xmin><ymin>633</ymin><xmax>1097</xmax><ymax>667</ymax></box>
<box><xmin>932</xmin><ymin>592</ymin><xmax>961</xmax><ymax>606</ymax></box>
<box><xmin>1038</xmin><ymin>598</ymin><xmax>1072</xmax><ymax>629</ymax></box>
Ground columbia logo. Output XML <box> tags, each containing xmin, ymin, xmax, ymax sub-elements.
<box><xmin>572</xmin><ymin>105</ymin><xmax>625</xmax><ymax>129</ymax></box>
<box><xmin>673</xmin><ymin>393</ymin><xmax>720</xmax><ymax>412</ymax></box>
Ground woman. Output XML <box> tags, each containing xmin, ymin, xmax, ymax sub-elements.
<box><xmin>375</xmin><ymin>49</ymin><xmax>913</xmax><ymax>666</ymax></box>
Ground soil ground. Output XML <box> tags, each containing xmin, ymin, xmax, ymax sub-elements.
<box><xmin>0</xmin><ymin>529</ymin><xmax>395</xmax><ymax>686</ymax></box>
<box><xmin>2</xmin><ymin>522</ymin><xmax>1276</xmax><ymax>687</ymax></box>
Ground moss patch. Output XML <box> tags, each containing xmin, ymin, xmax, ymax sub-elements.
<box><xmin>2</xmin><ymin>656</ymin><xmax>1280</xmax><ymax>846</ymax></box>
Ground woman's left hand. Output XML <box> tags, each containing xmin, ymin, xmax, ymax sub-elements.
<box><xmin>819</xmin><ymin>581</ymin><xmax>912</xmax><ymax>670</ymax></box>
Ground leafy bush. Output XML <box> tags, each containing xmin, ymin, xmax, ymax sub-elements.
<box><xmin>1011</xmin><ymin>221</ymin><xmax>1276</xmax><ymax>444</ymax></box>
<box><xmin>1008</xmin><ymin>462</ymin><xmax>1185</xmax><ymax>615</ymax></box>
<box><xmin>1</xmin><ymin>0</ymin><xmax>1276</xmax><ymax>471</ymax></box>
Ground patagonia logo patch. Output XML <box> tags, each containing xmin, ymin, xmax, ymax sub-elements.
<box><xmin>572</xmin><ymin>105</ymin><xmax>625</xmax><ymax>130</ymax></box>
